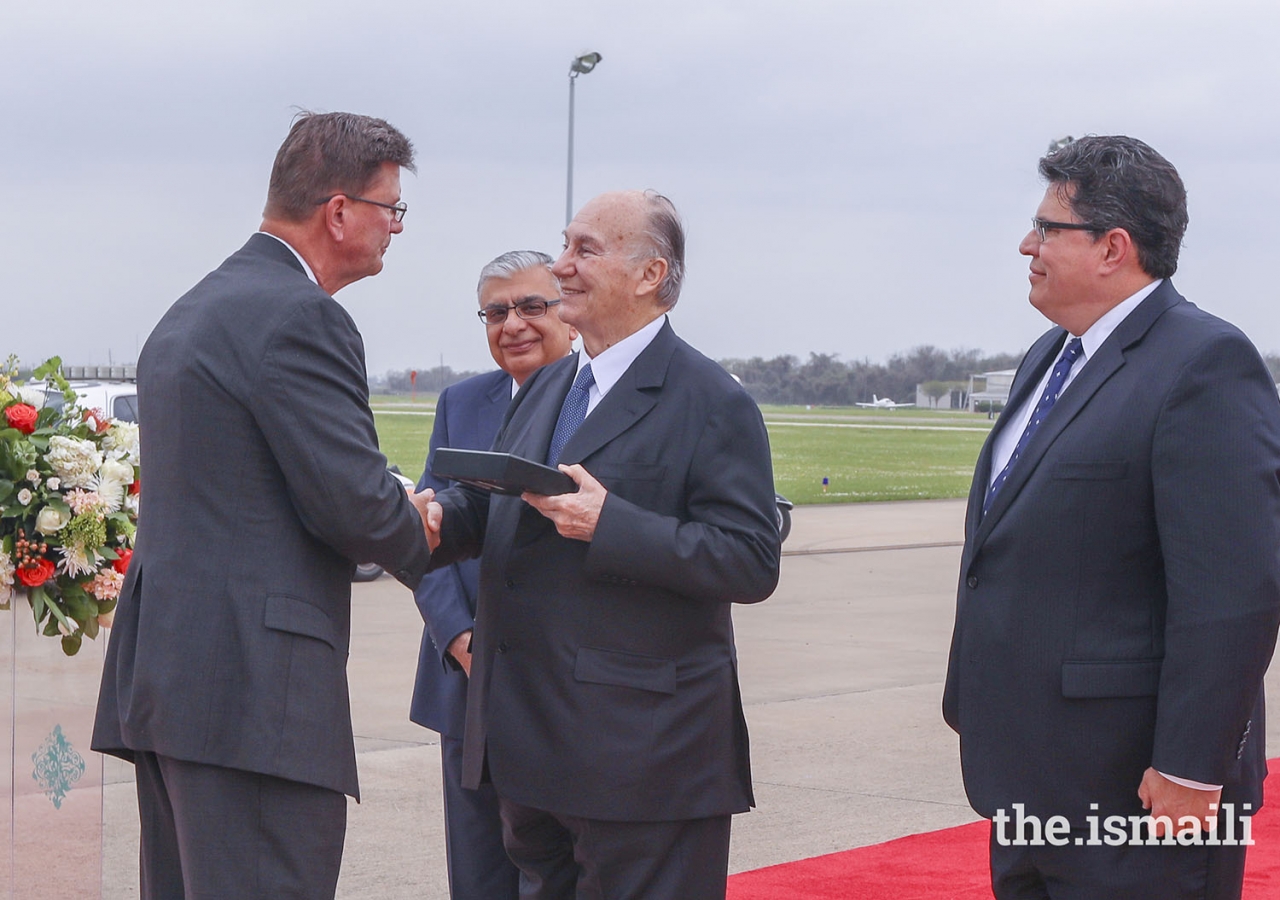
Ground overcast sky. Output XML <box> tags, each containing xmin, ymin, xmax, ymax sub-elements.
<box><xmin>7</xmin><ymin>0</ymin><xmax>1280</xmax><ymax>377</ymax></box>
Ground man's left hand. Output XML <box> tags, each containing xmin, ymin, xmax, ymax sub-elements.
<box><xmin>522</xmin><ymin>464</ymin><xmax>606</xmax><ymax>541</ymax></box>
<box><xmin>1138</xmin><ymin>767</ymin><xmax>1222</xmax><ymax>835</ymax></box>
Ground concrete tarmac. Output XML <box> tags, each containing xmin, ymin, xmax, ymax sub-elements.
<box><xmin>99</xmin><ymin>500</ymin><xmax>1280</xmax><ymax>897</ymax></box>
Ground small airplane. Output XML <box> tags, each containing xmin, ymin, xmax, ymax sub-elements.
<box><xmin>856</xmin><ymin>395</ymin><xmax>915</xmax><ymax>410</ymax></box>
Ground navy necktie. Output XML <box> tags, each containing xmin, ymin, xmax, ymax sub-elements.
<box><xmin>983</xmin><ymin>338</ymin><xmax>1084</xmax><ymax>515</ymax></box>
<box><xmin>546</xmin><ymin>363</ymin><xmax>595</xmax><ymax>467</ymax></box>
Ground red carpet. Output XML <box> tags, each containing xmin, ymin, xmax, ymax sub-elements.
<box><xmin>727</xmin><ymin>764</ymin><xmax>1280</xmax><ymax>899</ymax></box>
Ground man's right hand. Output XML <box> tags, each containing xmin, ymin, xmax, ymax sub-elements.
<box><xmin>447</xmin><ymin>630</ymin><xmax>473</xmax><ymax>677</ymax></box>
<box><xmin>409</xmin><ymin>489</ymin><xmax>443</xmax><ymax>550</ymax></box>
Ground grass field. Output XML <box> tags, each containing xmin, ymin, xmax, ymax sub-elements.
<box><xmin>370</xmin><ymin>396</ymin><xmax>993</xmax><ymax>505</ymax></box>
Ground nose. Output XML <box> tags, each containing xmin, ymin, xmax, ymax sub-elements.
<box><xmin>502</xmin><ymin>310</ymin><xmax>530</xmax><ymax>336</ymax></box>
<box><xmin>1019</xmin><ymin>229</ymin><xmax>1039</xmax><ymax>257</ymax></box>
<box><xmin>551</xmin><ymin>248</ymin><xmax>573</xmax><ymax>278</ymax></box>
<box><xmin>391</xmin><ymin>216</ymin><xmax>404</xmax><ymax>235</ymax></box>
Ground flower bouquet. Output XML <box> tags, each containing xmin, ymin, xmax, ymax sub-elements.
<box><xmin>0</xmin><ymin>356</ymin><xmax>139</xmax><ymax>655</ymax></box>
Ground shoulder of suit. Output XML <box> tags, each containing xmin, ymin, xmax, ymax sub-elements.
<box><xmin>208</xmin><ymin>235</ymin><xmax>354</xmax><ymax>332</ymax></box>
<box><xmin>444</xmin><ymin>369</ymin><xmax>510</xmax><ymax>403</ymax></box>
<box><xmin>661</xmin><ymin>330</ymin><xmax>748</xmax><ymax>395</ymax></box>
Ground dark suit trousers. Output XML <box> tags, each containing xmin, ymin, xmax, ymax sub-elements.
<box><xmin>134</xmin><ymin>751</ymin><xmax>347</xmax><ymax>899</ymax></box>
<box><xmin>441</xmin><ymin>735</ymin><xmax>520</xmax><ymax>899</ymax></box>
<box><xmin>499</xmin><ymin>797</ymin><xmax>732</xmax><ymax>900</ymax></box>
<box><xmin>990</xmin><ymin>820</ymin><xmax>1248</xmax><ymax>900</ymax></box>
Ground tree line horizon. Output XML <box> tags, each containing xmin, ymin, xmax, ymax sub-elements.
<box><xmin>376</xmin><ymin>345</ymin><xmax>1280</xmax><ymax>408</ymax></box>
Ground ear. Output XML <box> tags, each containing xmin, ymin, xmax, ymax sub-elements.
<box><xmin>321</xmin><ymin>196</ymin><xmax>347</xmax><ymax>242</ymax></box>
<box><xmin>1097</xmin><ymin>228</ymin><xmax>1135</xmax><ymax>275</ymax></box>
<box><xmin>634</xmin><ymin>256</ymin><xmax>668</xmax><ymax>298</ymax></box>
<box><xmin>567</xmin><ymin>325</ymin><xmax>580</xmax><ymax>341</ymax></box>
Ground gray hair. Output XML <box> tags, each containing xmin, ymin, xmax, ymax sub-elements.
<box><xmin>476</xmin><ymin>250</ymin><xmax>557</xmax><ymax>299</ymax></box>
<box><xmin>264</xmin><ymin>111</ymin><xmax>416</xmax><ymax>222</ymax></box>
<box><xmin>631</xmin><ymin>191</ymin><xmax>685</xmax><ymax>308</ymax></box>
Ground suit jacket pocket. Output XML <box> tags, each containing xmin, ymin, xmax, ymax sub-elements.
<box><xmin>264</xmin><ymin>594</ymin><xmax>338</xmax><ymax>650</ymax></box>
<box><xmin>587</xmin><ymin>463</ymin><xmax>667</xmax><ymax>483</ymax></box>
<box><xmin>1052</xmin><ymin>460</ymin><xmax>1128</xmax><ymax>480</ymax></box>
<box><xmin>575</xmin><ymin>646</ymin><xmax>677</xmax><ymax>696</ymax></box>
<box><xmin>1061</xmin><ymin>659</ymin><xmax>1162</xmax><ymax>698</ymax></box>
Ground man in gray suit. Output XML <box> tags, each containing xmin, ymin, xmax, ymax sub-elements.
<box><xmin>93</xmin><ymin>112</ymin><xmax>439</xmax><ymax>899</ymax></box>
<box><xmin>428</xmin><ymin>190</ymin><xmax>781</xmax><ymax>899</ymax></box>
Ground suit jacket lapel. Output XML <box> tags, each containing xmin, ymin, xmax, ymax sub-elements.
<box><xmin>975</xmin><ymin>281</ymin><xmax>1183</xmax><ymax>540</ymax></box>
<box><xmin>556</xmin><ymin>321</ymin><xmax>673</xmax><ymax>466</ymax></box>
<box><xmin>500</xmin><ymin>354</ymin><xmax>577</xmax><ymax>463</ymax></box>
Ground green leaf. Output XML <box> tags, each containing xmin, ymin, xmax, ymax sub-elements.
<box><xmin>61</xmin><ymin>632</ymin><xmax>82</xmax><ymax>656</ymax></box>
<box><xmin>41</xmin><ymin>592</ymin><xmax>74</xmax><ymax>634</ymax></box>
<box><xmin>98</xmin><ymin>546</ymin><xmax>119</xmax><ymax>561</ymax></box>
<box><xmin>32</xmin><ymin>357</ymin><xmax>62</xmax><ymax>381</ymax></box>
<box><xmin>83</xmin><ymin>613</ymin><xmax>100</xmax><ymax>641</ymax></box>
<box><xmin>28</xmin><ymin>585</ymin><xmax>47</xmax><ymax>623</ymax></box>
<box><xmin>0</xmin><ymin>478</ymin><xmax>12</xmax><ymax>503</ymax></box>
<box><xmin>42</xmin><ymin>617</ymin><xmax>60</xmax><ymax>637</ymax></box>
<box><xmin>27</xmin><ymin>435</ymin><xmax>49</xmax><ymax>452</ymax></box>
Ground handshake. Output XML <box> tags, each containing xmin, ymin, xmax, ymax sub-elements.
<box><xmin>407</xmin><ymin>489</ymin><xmax>444</xmax><ymax>550</ymax></box>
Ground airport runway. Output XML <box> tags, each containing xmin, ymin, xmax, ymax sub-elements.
<box><xmin>99</xmin><ymin>500</ymin><xmax>1280</xmax><ymax>898</ymax></box>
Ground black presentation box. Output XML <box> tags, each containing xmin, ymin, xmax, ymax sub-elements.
<box><xmin>431</xmin><ymin>448</ymin><xmax>578</xmax><ymax>496</ymax></box>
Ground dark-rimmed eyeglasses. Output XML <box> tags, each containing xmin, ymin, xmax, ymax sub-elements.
<box><xmin>315</xmin><ymin>194</ymin><xmax>408</xmax><ymax>222</ymax></box>
<box><xmin>1032</xmin><ymin>218</ymin><xmax>1102</xmax><ymax>242</ymax></box>
<box><xmin>477</xmin><ymin>297</ymin><xmax>562</xmax><ymax>326</ymax></box>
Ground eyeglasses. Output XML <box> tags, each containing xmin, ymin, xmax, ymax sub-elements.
<box><xmin>1031</xmin><ymin>217</ymin><xmax>1102</xmax><ymax>242</ymax></box>
<box><xmin>477</xmin><ymin>297</ymin><xmax>562</xmax><ymax>326</ymax></box>
<box><xmin>315</xmin><ymin>194</ymin><xmax>408</xmax><ymax>222</ymax></box>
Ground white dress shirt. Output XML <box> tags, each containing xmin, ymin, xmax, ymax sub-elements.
<box><xmin>573</xmin><ymin>314</ymin><xmax>667</xmax><ymax>416</ymax></box>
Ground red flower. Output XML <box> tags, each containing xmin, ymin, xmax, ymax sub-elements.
<box><xmin>129</xmin><ymin>475</ymin><xmax>141</xmax><ymax>495</ymax></box>
<box><xmin>4</xmin><ymin>403</ymin><xmax>38</xmax><ymax>434</ymax></box>
<box><xmin>113</xmin><ymin>548</ymin><xmax>134</xmax><ymax>575</ymax></box>
<box><xmin>16</xmin><ymin>558</ymin><xmax>56</xmax><ymax>588</ymax></box>
<box><xmin>82</xmin><ymin>408</ymin><xmax>112</xmax><ymax>434</ymax></box>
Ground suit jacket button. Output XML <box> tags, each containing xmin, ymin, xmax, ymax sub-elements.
<box><xmin>505</xmin><ymin>578</ymin><xmax>515</xmax><ymax>589</ymax></box>
<box><xmin>967</xmin><ymin>575</ymin><xmax>979</xmax><ymax>589</ymax></box>
<box><xmin>497</xmin><ymin>640</ymin><xmax>509</xmax><ymax>654</ymax></box>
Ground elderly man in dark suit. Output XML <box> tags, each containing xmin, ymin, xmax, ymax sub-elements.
<box><xmin>426</xmin><ymin>190</ymin><xmax>781</xmax><ymax>899</ymax></box>
<box><xmin>93</xmin><ymin>112</ymin><xmax>439</xmax><ymax>900</ymax></box>
<box><xmin>944</xmin><ymin>135</ymin><xmax>1280</xmax><ymax>899</ymax></box>
<box><xmin>412</xmin><ymin>250</ymin><xmax>576</xmax><ymax>899</ymax></box>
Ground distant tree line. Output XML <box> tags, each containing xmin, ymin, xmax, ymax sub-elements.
<box><xmin>720</xmin><ymin>346</ymin><xmax>1026</xmax><ymax>407</ymax></box>
<box><xmin>374</xmin><ymin>348</ymin><xmax>1280</xmax><ymax>405</ymax></box>
<box><xmin>376</xmin><ymin>366</ymin><xmax>488</xmax><ymax>394</ymax></box>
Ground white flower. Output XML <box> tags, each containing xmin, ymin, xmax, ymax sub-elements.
<box><xmin>45</xmin><ymin>436</ymin><xmax>102</xmax><ymax>489</ymax></box>
<box><xmin>16</xmin><ymin>385</ymin><xmax>45</xmax><ymax>407</ymax></box>
<box><xmin>16</xmin><ymin>488</ymin><xmax>32</xmax><ymax>506</ymax></box>
<box><xmin>102</xmin><ymin>421</ymin><xmax>140</xmax><ymax>465</ymax></box>
<box><xmin>46</xmin><ymin>477</ymin><xmax>60</xmax><ymax>491</ymax></box>
<box><xmin>94</xmin><ymin>459</ymin><xmax>133</xmax><ymax>512</ymax></box>
<box><xmin>57</xmin><ymin>545</ymin><xmax>98</xmax><ymax>578</ymax></box>
<box><xmin>25</xmin><ymin>469</ymin><xmax>40</xmax><ymax>484</ymax></box>
<box><xmin>35</xmin><ymin>507</ymin><xmax>71</xmax><ymax>535</ymax></box>
<box><xmin>0</xmin><ymin>551</ymin><xmax>13</xmax><ymax>607</ymax></box>
<box><xmin>124</xmin><ymin>493</ymin><xmax>140</xmax><ymax>516</ymax></box>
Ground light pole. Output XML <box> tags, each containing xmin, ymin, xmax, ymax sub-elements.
<box><xmin>566</xmin><ymin>51</ymin><xmax>603</xmax><ymax>227</ymax></box>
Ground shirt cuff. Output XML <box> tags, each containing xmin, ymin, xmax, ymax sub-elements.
<box><xmin>1156</xmin><ymin>771</ymin><xmax>1223</xmax><ymax>791</ymax></box>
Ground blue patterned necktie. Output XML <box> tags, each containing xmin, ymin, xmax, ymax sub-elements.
<box><xmin>546</xmin><ymin>363</ymin><xmax>595</xmax><ymax>467</ymax></box>
<box><xmin>983</xmin><ymin>338</ymin><xmax>1084</xmax><ymax>515</ymax></box>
